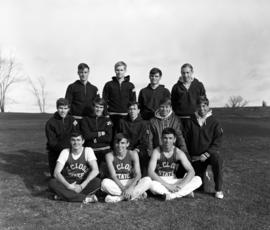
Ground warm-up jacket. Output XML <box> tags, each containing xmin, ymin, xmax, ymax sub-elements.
<box><xmin>119</xmin><ymin>114</ymin><xmax>149</xmax><ymax>153</ymax></box>
<box><xmin>65</xmin><ymin>80</ymin><xmax>98</xmax><ymax>117</ymax></box>
<box><xmin>149</xmin><ymin>110</ymin><xmax>188</xmax><ymax>154</ymax></box>
<box><xmin>102</xmin><ymin>76</ymin><xmax>136</xmax><ymax>114</ymax></box>
<box><xmin>171</xmin><ymin>78</ymin><xmax>206</xmax><ymax>116</ymax></box>
<box><xmin>184</xmin><ymin>112</ymin><xmax>223</xmax><ymax>157</ymax></box>
<box><xmin>138</xmin><ymin>84</ymin><xmax>171</xmax><ymax>120</ymax></box>
<box><xmin>45</xmin><ymin>112</ymin><xmax>79</xmax><ymax>153</ymax></box>
<box><xmin>81</xmin><ymin>115</ymin><xmax>113</xmax><ymax>149</ymax></box>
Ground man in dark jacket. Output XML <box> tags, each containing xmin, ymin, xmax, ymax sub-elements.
<box><xmin>102</xmin><ymin>61</ymin><xmax>136</xmax><ymax>134</ymax></box>
<box><xmin>65</xmin><ymin>63</ymin><xmax>99</xmax><ymax>119</ymax></box>
<box><xmin>119</xmin><ymin>101</ymin><xmax>149</xmax><ymax>175</ymax></box>
<box><xmin>171</xmin><ymin>63</ymin><xmax>206</xmax><ymax>118</ymax></box>
<box><xmin>45</xmin><ymin>98</ymin><xmax>79</xmax><ymax>177</ymax></box>
<box><xmin>138</xmin><ymin>67</ymin><xmax>170</xmax><ymax>120</ymax></box>
<box><xmin>184</xmin><ymin>96</ymin><xmax>224</xmax><ymax>199</ymax></box>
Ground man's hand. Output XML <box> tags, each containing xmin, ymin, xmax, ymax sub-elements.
<box><xmin>165</xmin><ymin>183</ymin><xmax>179</xmax><ymax>193</ymax></box>
<box><xmin>67</xmin><ymin>181</ymin><xmax>77</xmax><ymax>191</ymax></box>
<box><xmin>98</xmin><ymin>131</ymin><xmax>105</xmax><ymax>137</ymax></box>
<box><xmin>73</xmin><ymin>184</ymin><xmax>83</xmax><ymax>193</ymax></box>
<box><xmin>200</xmin><ymin>152</ymin><xmax>210</xmax><ymax>162</ymax></box>
<box><xmin>122</xmin><ymin>186</ymin><xmax>134</xmax><ymax>200</ymax></box>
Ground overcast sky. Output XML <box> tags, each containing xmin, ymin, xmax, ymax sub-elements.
<box><xmin>1</xmin><ymin>0</ymin><xmax>270</xmax><ymax>112</ymax></box>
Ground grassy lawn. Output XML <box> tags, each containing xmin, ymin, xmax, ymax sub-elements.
<box><xmin>0</xmin><ymin>110</ymin><xmax>269</xmax><ymax>230</ymax></box>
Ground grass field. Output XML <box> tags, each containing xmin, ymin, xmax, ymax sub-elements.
<box><xmin>0</xmin><ymin>109</ymin><xmax>270</xmax><ymax>230</ymax></box>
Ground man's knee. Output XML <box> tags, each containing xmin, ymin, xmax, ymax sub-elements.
<box><xmin>209</xmin><ymin>152</ymin><xmax>223</xmax><ymax>167</ymax></box>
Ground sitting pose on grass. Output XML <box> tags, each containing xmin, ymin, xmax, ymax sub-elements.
<box><xmin>184</xmin><ymin>96</ymin><xmax>224</xmax><ymax>199</ymax></box>
<box><xmin>148</xmin><ymin>128</ymin><xmax>202</xmax><ymax>200</ymax></box>
<box><xmin>45</xmin><ymin>98</ymin><xmax>79</xmax><ymax>177</ymax></box>
<box><xmin>48</xmin><ymin>132</ymin><xmax>101</xmax><ymax>203</ymax></box>
<box><xmin>101</xmin><ymin>133</ymin><xmax>152</xmax><ymax>203</ymax></box>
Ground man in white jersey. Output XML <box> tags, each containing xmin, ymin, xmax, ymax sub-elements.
<box><xmin>148</xmin><ymin>128</ymin><xmax>202</xmax><ymax>200</ymax></box>
<box><xmin>101</xmin><ymin>133</ymin><xmax>152</xmax><ymax>203</ymax></box>
<box><xmin>48</xmin><ymin>132</ymin><xmax>101</xmax><ymax>203</ymax></box>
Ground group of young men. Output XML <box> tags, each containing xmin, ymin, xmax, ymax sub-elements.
<box><xmin>45</xmin><ymin>61</ymin><xmax>224</xmax><ymax>204</ymax></box>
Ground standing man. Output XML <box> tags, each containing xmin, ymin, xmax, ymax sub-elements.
<box><xmin>138</xmin><ymin>67</ymin><xmax>170</xmax><ymax>120</ymax></box>
<box><xmin>102</xmin><ymin>61</ymin><xmax>136</xmax><ymax>134</ymax></box>
<box><xmin>171</xmin><ymin>63</ymin><xmax>206</xmax><ymax>118</ymax></box>
<box><xmin>45</xmin><ymin>98</ymin><xmax>79</xmax><ymax>177</ymax></box>
<box><xmin>65</xmin><ymin>63</ymin><xmax>99</xmax><ymax>120</ymax></box>
<box><xmin>184</xmin><ymin>96</ymin><xmax>224</xmax><ymax>199</ymax></box>
<box><xmin>48</xmin><ymin>132</ymin><xmax>101</xmax><ymax>203</ymax></box>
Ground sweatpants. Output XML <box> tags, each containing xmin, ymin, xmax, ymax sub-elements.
<box><xmin>48</xmin><ymin>151</ymin><xmax>61</xmax><ymax>177</ymax></box>
<box><xmin>150</xmin><ymin>176</ymin><xmax>202</xmax><ymax>199</ymax></box>
<box><xmin>48</xmin><ymin>177</ymin><xmax>101</xmax><ymax>202</ymax></box>
<box><xmin>101</xmin><ymin>177</ymin><xmax>152</xmax><ymax>199</ymax></box>
<box><xmin>192</xmin><ymin>152</ymin><xmax>223</xmax><ymax>191</ymax></box>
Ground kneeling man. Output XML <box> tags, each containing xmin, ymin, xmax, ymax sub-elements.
<box><xmin>148</xmin><ymin>128</ymin><xmax>202</xmax><ymax>200</ymax></box>
<box><xmin>48</xmin><ymin>132</ymin><xmax>101</xmax><ymax>203</ymax></box>
<box><xmin>101</xmin><ymin>133</ymin><xmax>152</xmax><ymax>203</ymax></box>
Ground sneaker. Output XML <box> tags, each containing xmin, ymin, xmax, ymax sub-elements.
<box><xmin>53</xmin><ymin>194</ymin><xmax>61</xmax><ymax>201</ymax></box>
<box><xmin>161</xmin><ymin>193</ymin><xmax>174</xmax><ymax>201</ymax></box>
<box><xmin>131</xmin><ymin>192</ymin><xmax>148</xmax><ymax>201</ymax></box>
<box><xmin>83</xmin><ymin>194</ymin><xmax>98</xmax><ymax>204</ymax></box>
<box><xmin>104</xmin><ymin>195</ymin><xmax>124</xmax><ymax>203</ymax></box>
<box><xmin>215</xmin><ymin>191</ymin><xmax>224</xmax><ymax>199</ymax></box>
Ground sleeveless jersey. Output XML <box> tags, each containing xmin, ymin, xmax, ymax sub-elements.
<box><xmin>155</xmin><ymin>147</ymin><xmax>178</xmax><ymax>177</ymax></box>
<box><xmin>113</xmin><ymin>150</ymin><xmax>133</xmax><ymax>180</ymax></box>
<box><xmin>62</xmin><ymin>148</ymin><xmax>90</xmax><ymax>184</ymax></box>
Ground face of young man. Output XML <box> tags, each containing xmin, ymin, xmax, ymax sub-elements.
<box><xmin>149</xmin><ymin>73</ymin><xmax>161</xmax><ymax>86</ymax></box>
<box><xmin>115</xmin><ymin>65</ymin><xmax>126</xmax><ymax>79</ymax></box>
<box><xmin>57</xmin><ymin>105</ymin><xmax>69</xmax><ymax>118</ymax></box>
<box><xmin>94</xmin><ymin>103</ymin><xmax>104</xmax><ymax>117</ymax></box>
<box><xmin>159</xmin><ymin>104</ymin><xmax>172</xmax><ymax>117</ymax></box>
<box><xmin>128</xmin><ymin>104</ymin><xmax>140</xmax><ymax>121</ymax></box>
<box><xmin>70</xmin><ymin>135</ymin><xmax>84</xmax><ymax>151</ymax></box>
<box><xmin>114</xmin><ymin>138</ymin><xmax>129</xmax><ymax>155</ymax></box>
<box><xmin>78</xmin><ymin>67</ymin><xmax>89</xmax><ymax>83</ymax></box>
<box><xmin>197</xmin><ymin>102</ymin><xmax>210</xmax><ymax>117</ymax></box>
<box><xmin>162</xmin><ymin>133</ymin><xmax>176</xmax><ymax>151</ymax></box>
<box><xmin>181</xmin><ymin>66</ymin><xmax>193</xmax><ymax>83</ymax></box>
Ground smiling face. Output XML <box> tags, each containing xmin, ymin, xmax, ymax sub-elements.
<box><xmin>128</xmin><ymin>104</ymin><xmax>140</xmax><ymax>121</ymax></box>
<box><xmin>162</xmin><ymin>133</ymin><xmax>176</xmax><ymax>151</ymax></box>
<box><xmin>57</xmin><ymin>105</ymin><xmax>69</xmax><ymax>118</ymax></box>
<box><xmin>181</xmin><ymin>66</ymin><xmax>193</xmax><ymax>83</ymax></box>
<box><xmin>115</xmin><ymin>65</ymin><xmax>126</xmax><ymax>79</ymax></box>
<box><xmin>78</xmin><ymin>67</ymin><xmax>89</xmax><ymax>83</ymax></box>
<box><xmin>149</xmin><ymin>72</ymin><xmax>161</xmax><ymax>86</ymax></box>
<box><xmin>197</xmin><ymin>102</ymin><xmax>210</xmax><ymax>117</ymax></box>
<box><xmin>70</xmin><ymin>135</ymin><xmax>84</xmax><ymax>152</ymax></box>
<box><xmin>94</xmin><ymin>103</ymin><xmax>104</xmax><ymax>117</ymax></box>
<box><xmin>159</xmin><ymin>104</ymin><xmax>172</xmax><ymax>117</ymax></box>
<box><xmin>114</xmin><ymin>138</ymin><xmax>129</xmax><ymax>156</ymax></box>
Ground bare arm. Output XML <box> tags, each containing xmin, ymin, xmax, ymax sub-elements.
<box><xmin>80</xmin><ymin>159</ymin><xmax>99</xmax><ymax>189</ymax></box>
<box><xmin>54</xmin><ymin>161</ymin><xmax>75</xmax><ymax>190</ymax></box>
<box><xmin>125</xmin><ymin>151</ymin><xmax>141</xmax><ymax>189</ymax></box>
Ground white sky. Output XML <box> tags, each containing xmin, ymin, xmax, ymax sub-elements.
<box><xmin>0</xmin><ymin>0</ymin><xmax>270</xmax><ymax>112</ymax></box>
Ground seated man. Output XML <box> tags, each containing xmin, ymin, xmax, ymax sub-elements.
<box><xmin>118</xmin><ymin>101</ymin><xmax>149</xmax><ymax>176</ymax></box>
<box><xmin>148</xmin><ymin>97</ymin><xmax>188</xmax><ymax>156</ymax></box>
<box><xmin>48</xmin><ymin>132</ymin><xmax>101</xmax><ymax>203</ymax></box>
<box><xmin>184</xmin><ymin>96</ymin><xmax>224</xmax><ymax>199</ymax></box>
<box><xmin>45</xmin><ymin>98</ymin><xmax>79</xmax><ymax>177</ymax></box>
<box><xmin>101</xmin><ymin>133</ymin><xmax>152</xmax><ymax>203</ymax></box>
<box><xmin>148</xmin><ymin>128</ymin><xmax>202</xmax><ymax>200</ymax></box>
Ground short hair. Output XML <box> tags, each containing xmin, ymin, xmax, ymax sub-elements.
<box><xmin>162</xmin><ymin>128</ymin><xmax>177</xmax><ymax>137</ymax></box>
<box><xmin>56</xmin><ymin>98</ymin><xmax>69</xmax><ymax>108</ymax></box>
<box><xmin>181</xmin><ymin>63</ymin><xmax>193</xmax><ymax>72</ymax></box>
<box><xmin>114</xmin><ymin>133</ymin><xmax>129</xmax><ymax>144</ymax></box>
<box><xmin>149</xmin><ymin>67</ymin><xmax>162</xmax><ymax>77</ymax></box>
<box><xmin>114</xmin><ymin>61</ymin><xmax>127</xmax><ymax>70</ymax></box>
<box><xmin>93</xmin><ymin>97</ymin><xmax>106</xmax><ymax>107</ymax></box>
<box><xmin>159</xmin><ymin>97</ymin><xmax>172</xmax><ymax>106</ymax></box>
<box><xmin>78</xmin><ymin>63</ymin><xmax>89</xmax><ymax>71</ymax></box>
<box><xmin>197</xmin><ymin>95</ymin><xmax>209</xmax><ymax>106</ymax></box>
<box><xmin>70</xmin><ymin>132</ymin><xmax>83</xmax><ymax>139</ymax></box>
<box><xmin>128</xmin><ymin>101</ymin><xmax>140</xmax><ymax>109</ymax></box>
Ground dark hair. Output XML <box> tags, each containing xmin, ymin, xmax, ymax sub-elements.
<box><xmin>162</xmin><ymin>128</ymin><xmax>177</xmax><ymax>137</ymax></box>
<box><xmin>70</xmin><ymin>132</ymin><xmax>83</xmax><ymax>139</ymax></box>
<box><xmin>197</xmin><ymin>95</ymin><xmax>209</xmax><ymax>106</ymax></box>
<box><xmin>114</xmin><ymin>133</ymin><xmax>129</xmax><ymax>144</ymax></box>
<box><xmin>181</xmin><ymin>63</ymin><xmax>193</xmax><ymax>72</ymax></box>
<box><xmin>93</xmin><ymin>97</ymin><xmax>108</xmax><ymax>116</ymax></box>
<box><xmin>149</xmin><ymin>67</ymin><xmax>162</xmax><ymax>77</ymax></box>
<box><xmin>78</xmin><ymin>63</ymin><xmax>89</xmax><ymax>71</ymax></box>
<box><xmin>159</xmin><ymin>97</ymin><xmax>172</xmax><ymax>106</ymax></box>
<box><xmin>128</xmin><ymin>101</ymin><xmax>140</xmax><ymax>109</ymax></box>
<box><xmin>114</xmin><ymin>61</ymin><xmax>127</xmax><ymax>70</ymax></box>
<box><xmin>56</xmin><ymin>98</ymin><xmax>69</xmax><ymax>108</ymax></box>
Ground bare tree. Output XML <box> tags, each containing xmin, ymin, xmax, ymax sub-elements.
<box><xmin>28</xmin><ymin>76</ymin><xmax>47</xmax><ymax>113</ymax></box>
<box><xmin>262</xmin><ymin>100</ymin><xmax>267</xmax><ymax>107</ymax></box>
<box><xmin>0</xmin><ymin>50</ymin><xmax>23</xmax><ymax>112</ymax></box>
<box><xmin>225</xmin><ymin>96</ymin><xmax>248</xmax><ymax>108</ymax></box>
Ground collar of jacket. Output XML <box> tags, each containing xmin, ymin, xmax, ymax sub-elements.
<box><xmin>178</xmin><ymin>76</ymin><xmax>194</xmax><ymax>84</ymax></box>
<box><xmin>53</xmin><ymin>112</ymin><xmax>69</xmax><ymax>120</ymax></box>
<box><xmin>154</xmin><ymin>109</ymin><xmax>173</xmax><ymax>120</ymax></box>
<box><xmin>127</xmin><ymin>113</ymin><xmax>143</xmax><ymax>122</ymax></box>
<box><xmin>75</xmin><ymin>80</ymin><xmax>90</xmax><ymax>86</ymax></box>
<box><xmin>194</xmin><ymin>109</ymin><xmax>212</xmax><ymax>126</ymax></box>
<box><xmin>112</xmin><ymin>75</ymin><xmax>130</xmax><ymax>82</ymax></box>
<box><xmin>147</xmin><ymin>84</ymin><xmax>165</xmax><ymax>90</ymax></box>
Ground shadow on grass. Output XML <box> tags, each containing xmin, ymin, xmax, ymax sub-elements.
<box><xmin>0</xmin><ymin>149</ymin><xmax>50</xmax><ymax>198</ymax></box>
